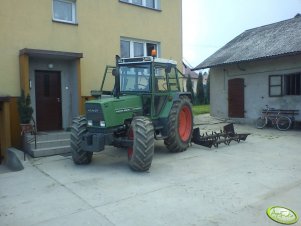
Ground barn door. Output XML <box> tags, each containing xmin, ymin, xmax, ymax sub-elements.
<box><xmin>228</xmin><ymin>78</ymin><xmax>245</xmax><ymax>118</ymax></box>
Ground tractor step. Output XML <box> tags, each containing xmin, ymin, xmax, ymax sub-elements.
<box><xmin>191</xmin><ymin>123</ymin><xmax>250</xmax><ymax>148</ymax></box>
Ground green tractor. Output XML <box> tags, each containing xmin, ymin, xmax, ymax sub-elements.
<box><xmin>71</xmin><ymin>55</ymin><xmax>193</xmax><ymax>171</ymax></box>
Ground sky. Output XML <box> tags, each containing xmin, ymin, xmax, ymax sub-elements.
<box><xmin>182</xmin><ymin>0</ymin><xmax>301</xmax><ymax>68</ymax></box>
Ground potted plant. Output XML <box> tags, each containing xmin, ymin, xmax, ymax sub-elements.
<box><xmin>18</xmin><ymin>90</ymin><xmax>34</xmax><ymax>133</ymax></box>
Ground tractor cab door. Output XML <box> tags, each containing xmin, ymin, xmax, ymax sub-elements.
<box><xmin>152</xmin><ymin>64</ymin><xmax>179</xmax><ymax>117</ymax></box>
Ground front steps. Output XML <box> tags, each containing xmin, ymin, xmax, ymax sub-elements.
<box><xmin>23</xmin><ymin>131</ymin><xmax>71</xmax><ymax>157</ymax></box>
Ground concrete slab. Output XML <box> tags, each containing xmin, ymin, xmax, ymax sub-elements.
<box><xmin>0</xmin><ymin>124</ymin><xmax>300</xmax><ymax>226</ymax></box>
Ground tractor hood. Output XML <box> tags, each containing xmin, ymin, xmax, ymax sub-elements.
<box><xmin>85</xmin><ymin>95</ymin><xmax>143</xmax><ymax>128</ymax></box>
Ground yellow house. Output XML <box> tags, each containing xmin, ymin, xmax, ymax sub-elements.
<box><xmin>0</xmin><ymin>0</ymin><xmax>183</xmax><ymax>161</ymax></box>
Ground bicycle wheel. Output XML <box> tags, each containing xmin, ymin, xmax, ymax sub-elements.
<box><xmin>256</xmin><ymin>117</ymin><xmax>267</xmax><ymax>129</ymax></box>
<box><xmin>276</xmin><ymin>116</ymin><xmax>291</xmax><ymax>131</ymax></box>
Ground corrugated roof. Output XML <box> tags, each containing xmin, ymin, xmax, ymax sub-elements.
<box><xmin>193</xmin><ymin>14</ymin><xmax>301</xmax><ymax>70</ymax></box>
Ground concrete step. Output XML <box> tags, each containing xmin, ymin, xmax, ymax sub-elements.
<box><xmin>26</xmin><ymin>131</ymin><xmax>70</xmax><ymax>142</ymax></box>
<box><xmin>29</xmin><ymin>138</ymin><xmax>70</xmax><ymax>149</ymax></box>
<box><xmin>27</xmin><ymin>145</ymin><xmax>71</xmax><ymax>158</ymax></box>
<box><xmin>23</xmin><ymin>131</ymin><xmax>71</xmax><ymax>157</ymax></box>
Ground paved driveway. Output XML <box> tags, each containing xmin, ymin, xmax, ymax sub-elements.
<box><xmin>0</xmin><ymin>124</ymin><xmax>300</xmax><ymax>226</ymax></box>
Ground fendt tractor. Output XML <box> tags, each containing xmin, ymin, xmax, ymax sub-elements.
<box><xmin>70</xmin><ymin>53</ymin><xmax>250</xmax><ymax>171</ymax></box>
<box><xmin>71</xmin><ymin>53</ymin><xmax>193</xmax><ymax>171</ymax></box>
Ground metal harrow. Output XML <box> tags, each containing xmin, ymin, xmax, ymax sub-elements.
<box><xmin>191</xmin><ymin>123</ymin><xmax>250</xmax><ymax>148</ymax></box>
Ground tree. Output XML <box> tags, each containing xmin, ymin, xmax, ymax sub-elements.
<box><xmin>196</xmin><ymin>73</ymin><xmax>205</xmax><ymax>105</ymax></box>
<box><xmin>205</xmin><ymin>73</ymin><xmax>210</xmax><ymax>104</ymax></box>
<box><xmin>186</xmin><ymin>74</ymin><xmax>195</xmax><ymax>104</ymax></box>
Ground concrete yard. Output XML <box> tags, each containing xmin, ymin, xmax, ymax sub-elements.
<box><xmin>0</xmin><ymin>123</ymin><xmax>300</xmax><ymax>226</ymax></box>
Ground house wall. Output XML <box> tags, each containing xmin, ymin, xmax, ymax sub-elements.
<box><xmin>0</xmin><ymin>0</ymin><xmax>183</xmax><ymax>96</ymax></box>
<box><xmin>210</xmin><ymin>55</ymin><xmax>301</xmax><ymax>123</ymax></box>
<box><xmin>0</xmin><ymin>0</ymin><xmax>183</xmax><ymax>147</ymax></box>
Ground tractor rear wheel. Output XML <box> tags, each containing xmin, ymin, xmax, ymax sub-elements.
<box><xmin>128</xmin><ymin>117</ymin><xmax>154</xmax><ymax>171</ymax></box>
<box><xmin>164</xmin><ymin>97</ymin><xmax>193</xmax><ymax>153</ymax></box>
<box><xmin>70</xmin><ymin>116</ymin><xmax>93</xmax><ymax>165</ymax></box>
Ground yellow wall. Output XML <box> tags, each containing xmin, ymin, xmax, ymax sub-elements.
<box><xmin>0</xmin><ymin>0</ymin><xmax>182</xmax><ymax>96</ymax></box>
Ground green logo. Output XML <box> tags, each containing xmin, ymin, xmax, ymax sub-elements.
<box><xmin>267</xmin><ymin>206</ymin><xmax>299</xmax><ymax>225</ymax></box>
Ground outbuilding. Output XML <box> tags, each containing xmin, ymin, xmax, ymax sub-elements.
<box><xmin>194</xmin><ymin>14</ymin><xmax>301</xmax><ymax>124</ymax></box>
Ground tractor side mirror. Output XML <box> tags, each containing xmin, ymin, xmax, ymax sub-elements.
<box><xmin>112</xmin><ymin>68</ymin><xmax>117</xmax><ymax>76</ymax></box>
<box><xmin>165</xmin><ymin>64</ymin><xmax>172</xmax><ymax>74</ymax></box>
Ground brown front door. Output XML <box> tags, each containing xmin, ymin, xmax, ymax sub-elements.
<box><xmin>228</xmin><ymin>78</ymin><xmax>245</xmax><ymax>118</ymax></box>
<box><xmin>35</xmin><ymin>71</ymin><xmax>62</xmax><ymax>131</ymax></box>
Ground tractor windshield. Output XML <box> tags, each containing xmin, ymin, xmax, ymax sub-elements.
<box><xmin>119</xmin><ymin>64</ymin><xmax>151</xmax><ymax>92</ymax></box>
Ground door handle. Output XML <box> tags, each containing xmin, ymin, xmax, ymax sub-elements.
<box><xmin>57</xmin><ymin>98</ymin><xmax>61</xmax><ymax>103</ymax></box>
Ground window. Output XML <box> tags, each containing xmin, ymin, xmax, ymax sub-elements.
<box><xmin>120</xmin><ymin>64</ymin><xmax>151</xmax><ymax>92</ymax></box>
<box><xmin>285</xmin><ymin>73</ymin><xmax>301</xmax><ymax>95</ymax></box>
<box><xmin>134</xmin><ymin>42</ymin><xmax>144</xmax><ymax>57</ymax></box>
<box><xmin>120</xmin><ymin>38</ymin><xmax>160</xmax><ymax>58</ymax></box>
<box><xmin>120</xmin><ymin>0</ymin><xmax>160</xmax><ymax>10</ymax></box>
<box><xmin>269</xmin><ymin>75</ymin><xmax>282</xmax><ymax>97</ymax></box>
<box><xmin>269</xmin><ymin>73</ymin><xmax>301</xmax><ymax>97</ymax></box>
<box><xmin>53</xmin><ymin>0</ymin><xmax>77</xmax><ymax>24</ymax></box>
<box><xmin>120</xmin><ymin>40</ymin><xmax>130</xmax><ymax>58</ymax></box>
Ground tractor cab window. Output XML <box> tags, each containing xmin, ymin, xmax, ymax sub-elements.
<box><xmin>154</xmin><ymin>64</ymin><xmax>178</xmax><ymax>91</ymax></box>
<box><xmin>154</xmin><ymin>66</ymin><xmax>167</xmax><ymax>91</ymax></box>
<box><xmin>119</xmin><ymin>64</ymin><xmax>151</xmax><ymax>92</ymax></box>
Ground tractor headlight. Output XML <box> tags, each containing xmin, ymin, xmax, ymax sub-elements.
<box><xmin>87</xmin><ymin>120</ymin><xmax>93</xmax><ymax>126</ymax></box>
<box><xmin>100</xmin><ymin>121</ymin><xmax>106</xmax><ymax>127</ymax></box>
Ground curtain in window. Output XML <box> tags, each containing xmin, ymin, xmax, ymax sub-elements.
<box><xmin>53</xmin><ymin>0</ymin><xmax>72</xmax><ymax>21</ymax></box>
<box><xmin>134</xmin><ymin>42</ymin><xmax>144</xmax><ymax>57</ymax></box>
<box><xmin>145</xmin><ymin>0</ymin><xmax>155</xmax><ymax>8</ymax></box>
<box><xmin>121</xmin><ymin>40</ymin><xmax>130</xmax><ymax>58</ymax></box>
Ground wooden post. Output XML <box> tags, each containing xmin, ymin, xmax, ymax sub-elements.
<box><xmin>19</xmin><ymin>54</ymin><xmax>30</xmax><ymax>95</ymax></box>
<box><xmin>0</xmin><ymin>98</ymin><xmax>11</xmax><ymax>161</ymax></box>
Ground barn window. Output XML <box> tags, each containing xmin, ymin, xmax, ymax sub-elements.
<box><xmin>269</xmin><ymin>73</ymin><xmax>301</xmax><ymax>97</ymax></box>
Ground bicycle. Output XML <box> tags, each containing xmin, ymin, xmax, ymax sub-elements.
<box><xmin>256</xmin><ymin>105</ymin><xmax>292</xmax><ymax>131</ymax></box>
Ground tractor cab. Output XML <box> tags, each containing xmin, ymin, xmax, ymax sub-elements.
<box><xmin>114</xmin><ymin>56</ymin><xmax>181</xmax><ymax>118</ymax></box>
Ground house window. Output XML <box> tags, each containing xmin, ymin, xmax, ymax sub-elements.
<box><xmin>120</xmin><ymin>38</ymin><xmax>160</xmax><ymax>58</ymax></box>
<box><xmin>269</xmin><ymin>73</ymin><xmax>301</xmax><ymax>97</ymax></box>
<box><xmin>284</xmin><ymin>73</ymin><xmax>301</xmax><ymax>95</ymax></box>
<box><xmin>120</xmin><ymin>0</ymin><xmax>160</xmax><ymax>10</ymax></box>
<box><xmin>120</xmin><ymin>40</ymin><xmax>130</xmax><ymax>58</ymax></box>
<box><xmin>53</xmin><ymin>0</ymin><xmax>77</xmax><ymax>24</ymax></box>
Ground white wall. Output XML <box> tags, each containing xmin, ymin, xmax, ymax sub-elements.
<box><xmin>210</xmin><ymin>55</ymin><xmax>301</xmax><ymax>123</ymax></box>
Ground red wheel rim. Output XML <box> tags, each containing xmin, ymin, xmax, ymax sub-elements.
<box><xmin>128</xmin><ymin>127</ymin><xmax>134</xmax><ymax>159</ymax></box>
<box><xmin>178</xmin><ymin>106</ymin><xmax>192</xmax><ymax>142</ymax></box>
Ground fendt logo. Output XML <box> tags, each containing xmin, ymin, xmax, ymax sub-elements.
<box><xmin>266</xmin><ymin>206</ymin><xmax>299</xmax><ymax>225</ymax></box>
<box><xmin>87</xmin><ymin>108</ymin><xmax>99</xmax><ymax>113</ymax></box>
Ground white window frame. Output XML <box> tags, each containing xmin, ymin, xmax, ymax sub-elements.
<box><xmin>120</xmin><ymin>0</ymin><xmax>160</xmax><ymax>10</ymax></box>
<box><xmin>120</xmin><ymin>38</ymin><xmax>160</xmax><ymax>58</ymax></box>
<box><xmin>52</xmin><ymin>0</ymin><xmax>77</xmax><ymax>24</ymax></box>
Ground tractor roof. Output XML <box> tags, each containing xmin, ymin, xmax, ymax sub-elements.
<box><xmin>118</xmin><ymin>57</ymin><xmax>177</xmax><ymax>65</ymax></box>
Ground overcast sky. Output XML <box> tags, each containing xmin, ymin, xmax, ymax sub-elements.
<box><xmin>182</xmin><ymin>0</ymin><xmax>301</xmax><ymax>68</ymax></box>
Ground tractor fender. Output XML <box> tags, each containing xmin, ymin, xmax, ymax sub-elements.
<box><xmin>172</xmin><ymin>92</ymin><xmax>192</xmax><ymax>103</ymax></box>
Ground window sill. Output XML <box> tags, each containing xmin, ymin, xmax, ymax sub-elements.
<box><xmin>119</xmin><ymin>1</ymin><xmax>162</xmax><ymax>12</ymax></box>
<box><xmin>52</xmin><ymin>19</ymin><xmax>78</xmax><ymax>26</ymax></box>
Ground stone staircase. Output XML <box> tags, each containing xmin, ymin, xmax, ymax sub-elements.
<box><xmin>23</xmin><ymin>131</ymin><xmax>71</xmax><ymax>157</ymax></box>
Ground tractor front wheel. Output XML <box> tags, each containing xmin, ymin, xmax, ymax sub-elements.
<box><xmin>70</xmin><ymin>116</ymin><xmax>93</xmax><ymax>165</ymax></box>
<box><xmin>128</xmin><ymin>117</ymin><xmax>154</xmax><ymax>171</ymax></box>
<box><xmin>164</xmin><ymin>97</ymin><xmax>193</xmax><ymax>153</ymax></box>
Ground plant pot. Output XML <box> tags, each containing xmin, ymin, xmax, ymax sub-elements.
<box><xmin>20</xmin><ymin>123</ymin><xmax>33</xmax><ymax>135</ymax></box>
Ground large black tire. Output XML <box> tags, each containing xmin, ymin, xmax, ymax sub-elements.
<box><xmin>164</xmin><ymin>97</ymin><xmax>193</xmax><ymax>153</ymax></box>
<box><xmin>128</xmin><ymin>117</ymin><xmax>154</xmax><ymax>171</ymax></box>
<box><xmin>70</xmin><ymin>116</ymin><xmax>93</xmax><ymax>165</ymax></box>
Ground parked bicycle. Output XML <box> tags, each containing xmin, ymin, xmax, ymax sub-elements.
<box><xmin>256</xmin><ymin>105</ymin><xmax>292</xmax><ymax>131</ymax></box>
